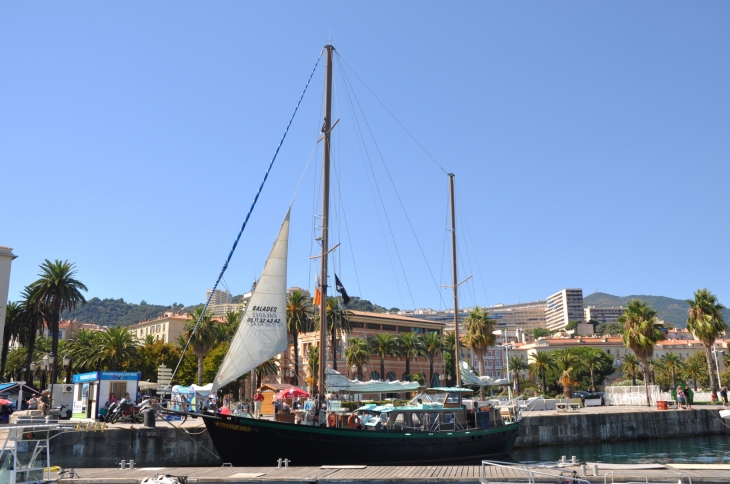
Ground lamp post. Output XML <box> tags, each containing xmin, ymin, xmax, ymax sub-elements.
<box><xmin>63</xmin><ymin>354</ymin><xmax>71</xmax><ymax>384</ymax></box>
<box><xmin>48</xmin><ymin>353</ymin><xmax>56</xmax><ymax>408</ymax></box>
<box><xmin>40</xmin><ymin>355</ymin><xmax>48</xmax><ymax>391</ymax></box>
<box><xmin>501</xmin><ymin>344</ymin><xmax>514</xmax><ymax>403</ymax></box>
<box><xmin>30</xmin><ymin>362</ymin><xmax>37</xmax><ymax>387</ymax></box>
<box><xmin>713</xmin><ymin>345</ymin><xmax>722</xmax><ymax>397</ymax></box>
<box><xmin>351</xmin><ymin>364</ymin><xmax>357</xmax><ymax>380</ymax></box>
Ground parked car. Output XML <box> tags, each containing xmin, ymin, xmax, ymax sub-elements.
<box><xmin>573</xmin><ymin>391</ymin><xmax>605</xmax><ymax>406</ymax></box>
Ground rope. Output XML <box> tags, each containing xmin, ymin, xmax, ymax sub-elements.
<box><xmin>168</xmin><ymin>48</ymin><xmax>324</xmax><ymax>386</ymax></box>
<box><xmin>161</xmin><ymin>417</ymin><xmax>219</xmax><ymax>458</ymax></box>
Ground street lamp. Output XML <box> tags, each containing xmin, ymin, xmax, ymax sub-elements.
<box><xmin>63</xmin><ymin>354</ymin><xmax>71</xmax><ymax>384</ymax></box>
<box><xmin>351</xmin><ymin>364</ymin><xmax>357</xmax><ymax>379</ymax></box>
<box><xmin>40</xmin><ymin>357</ymin><xmax>48</xmax><ymax>391</ymax></box>
<box><xmin>48</xmin><ymin>353</ymin><xmax>56</xmax><ymax>408</ymax></box>
<box><xmin>30</xmin><ymin>362</ymin><xmax>37</xmax><ymax>386</ymax></box>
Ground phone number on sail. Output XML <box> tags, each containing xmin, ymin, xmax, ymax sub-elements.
<box><xmin>247</xmin><ymin>306</ymin><xmax>282</xmax><ymax>326</ymax></box>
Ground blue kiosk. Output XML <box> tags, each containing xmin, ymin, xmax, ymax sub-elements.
<box><xmin>71</xmin><ymin>371</ymin><xmax>141</xmax><ymax>419</ymax></box>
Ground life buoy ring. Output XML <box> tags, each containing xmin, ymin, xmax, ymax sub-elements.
<box><xmin>347</xmin><ymin>413</ymin><xmax>361</xmax><ymax>429</ymax></box>
<box><xmin>327</xmin><ymin>412</ymin><xmax>337</xmax><ymax>427</ymax></box>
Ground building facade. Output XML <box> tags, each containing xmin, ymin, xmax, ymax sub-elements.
<box><xmin>486</xmin><ymin>301</ymin><xmax>547</xmax><ymax>334</ymax></box>
<box><xmin>584</xmin><ymin>306</ymin><xmax>625</xmax><ymax>324</ymax></box>
<box><xmin>128</xmin><ymin>312</ymin><xmax>189</xmax><ymax>343</ymax></box>
<box><xmin>545</xmin><ymin>289</ymin><xmax>585</xmax><ymax>331</ymax></box>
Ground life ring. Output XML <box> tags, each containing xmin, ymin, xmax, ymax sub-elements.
<box><xmin>327</xmin><ymin>412</ymin><xmax>337</xmax><ymax>427</ymax></box>
<box><xmin>347</xmin><ymin>413</ymin><xmax>361</xmax><ymax>429</ymax></box>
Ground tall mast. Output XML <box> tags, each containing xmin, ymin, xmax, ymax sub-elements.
<box><xmin>318</xmin><ymin>44</ymin><xmax>334</xmax><ymax>399</ymax></box>
<box><xmin>449</xmin><ymin>173</ymin><xmax>462</xmax><ymax>388</ymax></box>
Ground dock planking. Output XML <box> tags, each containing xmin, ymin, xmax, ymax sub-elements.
<box><xmin>54</xmin><ymin>464</ymin><xmax>730</xmax><ymax>483</ymax></box>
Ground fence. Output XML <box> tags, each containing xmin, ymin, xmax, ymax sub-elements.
<box><xmin>605</xmin><ymin>385</ymin><xmax>660</xmax><ymax>405</ymax></box>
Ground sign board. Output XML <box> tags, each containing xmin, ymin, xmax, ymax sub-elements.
<box><xmin>327</xmin><ymin>400</ymin><xmax>342</xmax><ymax>412</ymax></box>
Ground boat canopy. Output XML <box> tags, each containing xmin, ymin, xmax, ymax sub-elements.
<box><xmin>459</xmin><ymin>361</ymin><xmax>510</xmax><ymax>387</ymax></box>
<box><xmin>325</xmin><ymin>368</ymin><xmax>420</xmax><ymax>393</ymax></box>
<box><xmin>427</xmin><ymin>387</ymin><xmax>474</xmax><ymax>393</ymax></box>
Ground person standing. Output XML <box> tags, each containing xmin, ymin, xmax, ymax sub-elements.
<box><xmin>720</xmin><ymin>386</ymin><xmax>728</xmax><ymax>407</ymax></box>
<box><xmin>682</xmin><ymin>387</ymin><xmax>692</xmax><ymax>410</ymax></box>
<box><xmin>676</xmin><ymin>386</ymin><xmax>685</xmax><ymax>410</ymax></box>
<box><xmin>253</xmin><ymin>390</ymin><xmax>264</xmax><ymax>419</ymax></box>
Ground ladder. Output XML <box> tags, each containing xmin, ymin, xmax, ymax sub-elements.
<box><xmin>648</xmin><ymin>411</ymin><xmax>658</xmax><ymax>438</ymax></box>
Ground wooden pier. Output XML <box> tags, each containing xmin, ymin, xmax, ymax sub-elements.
<box><xmin>55</xmin><ymin>463</ymin><xmax>730</xmax><ymax>484</ymax></box>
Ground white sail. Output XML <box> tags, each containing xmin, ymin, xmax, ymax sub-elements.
<box><xmin>211</xmin><ymin>209</ymin><xmax>290</xmax><ymax>392</ymax></box>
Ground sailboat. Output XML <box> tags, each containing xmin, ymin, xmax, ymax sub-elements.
<box><xmin>192</xmin><ymin>45</ymin><xmax>521</xmax><ymax>466</ymax></box>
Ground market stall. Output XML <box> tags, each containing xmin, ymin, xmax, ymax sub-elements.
<box><xmin>72</xmin><ymin>371</ymin><xmax>141</xmax><ymax>419</ymax></box>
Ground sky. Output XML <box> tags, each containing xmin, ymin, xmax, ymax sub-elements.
<box><xmin>2</xmin><ymin>2</ymin><xmax>729</xmax><ymax>312</ymax></box>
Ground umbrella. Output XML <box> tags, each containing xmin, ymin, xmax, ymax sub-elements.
<box><xmin>274</xmin><ymin>387</ymin><xmax>310</xmax><ymax>400</ymax></box>
<box><xmin>0</xmin><ymin>399</ymin><xmax>11</xmax><ymax>406</ymax></box>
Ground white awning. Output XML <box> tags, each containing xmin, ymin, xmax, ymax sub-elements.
<box><xmin>325</xmin><ymin>367</ymin><xmax>420</xmax><ymax>393</ymax></box>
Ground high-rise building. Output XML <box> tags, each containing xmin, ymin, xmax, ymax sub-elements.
<box><xmin>486</xmin><ymin>301</ymin><xmax>547</xmax><ymax>334</ymax></box>
<box><xmin>0</xmin><ymin>246</ymin><xmax>17</xmax><ymax>351</ymax></box>
<box><xmin>206</xmin><ymin>289</ymin><xmax>233</xmax><ymax>306</ymax></box>
<box><xmin>545</xmin><ymin>288</ymin><xmax>584</xmax><ymax>331</ymax></box>
<box><xmin>584</xmin><ymin>306</ymin><xmax>625</xmax><ymax>324</ymax></box>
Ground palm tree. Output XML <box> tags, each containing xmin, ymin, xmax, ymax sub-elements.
<box><xmin>461</xmin><ymin>306</ymin><xmax>497</xmax><ymax>398</ymax></box>
<box><xmin>646</xmin><ymin>357</ymin><xmax>658</xmax><ymax>385</ymax></box>
<box><xmin>683</xmin><ymin>360</ymin><xmax>703</xmax><ymax>391</ymax></box>
<box><xmin>183</xmin><ymin>307</ymin><xmax>222</xmax><ymax>385</ymax></box>
<box><xmin>286</xmin><ymin>290</ymin><xmax>313</xmax><ymax>386</ymax></box>
<box><xmin>368</xmin><ymin>333</ymin><xmax>399</xmax><ymax>381</ymax></box>
<box><xmin>97</xmin><ymin>327</ymin><xmax>140</xmax><ymax>371</ymax></box>
<box><xmin>508</xmin><ymin>355</ymin><xmax>528</xmax><ymax>395</ymax></box>
<box><xmin>19</xmin><ymin>287</ymin><xmax>50</xmax><ymax>384</ymax></box>
<box><xmin>580</xmin><ymin>348</ymin><xmax>605</xmax><ymax>392</ymax></box>
<box><xmin>316</xmin><ymin>297</ymin><xmax>351</xmax><ymax>371</ymax></box>
<box><xmin>529</xmin><ymin>351</ymin><xmax>554</xmax><ymax>395</ymax></box>
<box><xmin>422</xmin><ymin>332</ymin><xmax>444</xmax><ymax>387</ymax></box>
<box><xmin>255</xmin><ymin>358</ymin><xmax>279</xmax><ymax>389</ymax></box>
<box><xmin>27</xmin><ymin>260</ymin><xmax>87</xmax><ymax>383</ymax></box>
<box><xmin>686</xmin><ymin>288</ymin><xmax>727</xmax><ymax>400</ymax></box>
<box><xmin>620</xmin><ymin>354</ymin><xmax>640</xmax><ymax>385</ymax></box>
<box><xmin>345</xmin><ymin>337</ymin><xmax>370</xmax><ymax>380</ymax></box>
<box><xmin>442</xmin><ymin>331</ymin><xmax>456</xmax><ymax>386</ymax></box>
<box><xmin>220</xmin><ymin>310</ymin><xmax>242</xmax><ymax>342</ymax></box>
<box><xmin>553</xmin><ymin>348</ymin><xmax>581</xmax><ymax>398</ymax></box>
<box><xmin>67</xmin><ymin>329</ymin><xmax>103</xmax><ymax>372</ymax></box>
<box><xmin>660</xmin><ymin>353</ymin><xmax>683</xmax><ymax>390</ymax></box>
<box><xmin>397</xmin><ymin>332</ymin><xmax>425</xmax><ymax>381</ymax></box>
<box><xmin>618</xmin><ymin>299</ymin><xmax>665</xmax><ymax>406</ymax></box>
<box><xmin>1</xmin><ymin>302</ymin><xmax>22</xmax><ymax>380</ymax></box>
<box><xmin>307</xmin><ymin>345</ymin><xmax>319</xmax><ymax>394</ymax></box>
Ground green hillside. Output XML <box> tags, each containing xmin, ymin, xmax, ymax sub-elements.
<box><xmin>63</xmin><ymin>298</ymin><xmax>188</xmax><ymax>327</ymax></box>
<box><xmin>584</xmin><ymin>292</ymin><xmax>730</xmax><ymax>328</ymax></box>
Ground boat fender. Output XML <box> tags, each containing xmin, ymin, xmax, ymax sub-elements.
<box><xmin>347</xmin><ymin>414</ymin><xmax>361</xmax><ymax>429</ymax></box>
<box><xmin>327</xmin><ymin>412</ymin><xmax>337</xmax><ymax>427</ymax></box>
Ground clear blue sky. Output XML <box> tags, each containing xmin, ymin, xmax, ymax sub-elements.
<box><xmin>2</xmin><ymin>2</ymin><xmax>729</xmax><ymax>312</ymax></box>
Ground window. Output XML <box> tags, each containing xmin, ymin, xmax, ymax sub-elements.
<box><xmin>370</xmin><ymin>371</ymin><xmax>380</xmax><ymax>380</ymax></box>
<box><xmin>351</xmin><ymin>322</ymin><xmax>363</xmax><ymax>329</ymax></box>
<box><xmin>381</xmin><ymin>325</ymin><xmax>396</xmax><ymax>331</ymax></box>
<box><xmin>391</xmin><ymin>413</ymin><xmax>405</xmax><ymax>430</ymax></box>
<box><xmin>431</xmin><ymin>373</ymin><xmax>440</xmax><ymax>387</ymax></box>
<box><xmin>495</xmin><ymin>351</ymin><xmax>500</xmax><ymax>359</ymax></box>
<box><xmin>412</xmin><ymin>328</ymin><xmax>425</xmax><ymax>334</ymax></box>
<box><xmin>446</xmin><ymin>393</ymin><xmax>459</xmax><ymax>404</ymax></box>
<box><xmin>443</xmin><ymin>413</ymin><xmax>455</xmax><ymax>424</ymax></box>
<box><xmin>110</xmin><ymin>382</ymin><xmax>127</xmax><ymax>399</ymax></box>
<box><xmin>366</xmin><ymin>323</ymin><xmax>380</xmax><ymax>330</ymax></box>
<box><xmin>386</xmin><ymin>371</ymin><xmax>396</xmax><ymax>382</ymax></box>
<box><xmin>411</xmin><ymin>412</ymin><xmax>425</xmax><ymax>428</ymax></box>
<box><xmin>487</xmin><ymin>350</ymin><xmax>493</xmax><ymax>358</ymax></box>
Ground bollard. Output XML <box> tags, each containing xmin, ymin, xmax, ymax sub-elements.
<box><xmin>119</xmin><ymin>460</ymin><xmax>126</xmax><ymax>470</ymax></box>
<box><xmin>581</xmin><ymin>464</ymin><xmax>586</xmax><ymax>476</ymax></box>
<box><xmin>592</xmin><ymin>464</ymin><xmax>598</xmax><ymax>476</ymax></box>
<box><xmin>128</xmin><ymin>460</ymin><xmax>135</xmax><ymax>469</ymax></box>
<box><xmin>561</xmin><ymin>456</ymin><xmax>566</xmax><ymax>464</ymax></box>
<box><xmin>143</xmin><ymin>409</ymin><xmax>156</xmax><ymax>428</ymax></box>
<box><xmin>283</xmin><ymin>459</ymin><xmax>290</xmax><ymax>468</ymax></box>
<box><xmin>277</xmin><ymin>458</ymin><xmax>283</xmax><ymax>469</ymax></box>
<box><xmin>571</xmin><ymin>456</ymin><xmax>577</xmax><ymax>465</ymax></box>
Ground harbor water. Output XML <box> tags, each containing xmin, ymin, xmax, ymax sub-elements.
<box><xmin>510</xmin><ymin>434</ymin><xmax>730</xmax><ymax>465</ymax></box>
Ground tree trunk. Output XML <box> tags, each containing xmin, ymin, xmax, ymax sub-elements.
<box><xmin>704</xmin><ymin>345</ymin><xmax>718</xmax><ymax>399</ymax></box>
<box><xmin>642</xmin><ymin>358</ymin><xmax>651</xmax><ymax>406</ymax></box>
<box><xmin>631</xmin><ymin>370</ymin><xmax>636</xmax><ymax>386</ymax></box>
<box><xmin>671</xmin><ymin>368</ymin><xmax>676</xmax><ymax>390</ymax></box>
<box><xmin>693</xmin><ymin>377</ymin><xmax>697</xmax><ymax>391</ymax></box>
<box><xmin>380</xmin><ymin>357</ymin><xmax>385</xmax><ymax>381</ymax></box>
<box><xmin>429</xmin><ymin>358</ymin><xmax>435</xmax><ymax>387</ymax></box>
<box><xmin>405</xmin><ymin>356</ymin><xmax>410</xmax><ymax>381</ymax></box>
<box><xmin>590</xmin><ymin>367</ymin><xmax>595</xmax><ymax>393</ymax></box>
<box><xmin>292</xmin><ymin>332</ymin><xmax>299</xmax><ymax>386</ymax></box>
<box><xmin>197</xmin><ymin>354</ymin><xmax>204</xmax><ymax>386</ymax></box>
<box><xmin>541</xmin><ymin>369</ymin><xmax>547</xmax><ymax>395</ymax></box>
<box><xmin>24</xmin><ymin>328</ymin><xmax>37</xmax><ymax>385</ymax></box>
<box><xmin>0</xmin><ymin>337</ymin><xmax>10</xmax><ymax>381</ymax></box>
<box><xmin>478</xmin><ymin>360</ymin><xmax>486</xmax><ymax>399</ymax></box>
<box><xmin>51</xmin><ymin>299</ymin><xmax>61</xmax><ymax>385</ymax></box>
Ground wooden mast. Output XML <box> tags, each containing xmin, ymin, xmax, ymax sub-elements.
<box><xmin>449</xmin><ymin>173</ymin><xmax>462</xmax><ymax>388</ymax></box>
<box><xmin>318</xmin><ymin>44</ymin><xmax>334</xmax><ymax>399</ymax></box>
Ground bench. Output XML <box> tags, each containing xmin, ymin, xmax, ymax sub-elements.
<box><xmin>555</xmin><ymin>402</ymin><xmax>581</xmax><ymax>413</ymax></box>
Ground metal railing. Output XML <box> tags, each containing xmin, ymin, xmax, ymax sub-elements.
<box><xmin>481</xmin><ymin>460</ymin><xmax>590</xmax><ymax>484</ymax></box>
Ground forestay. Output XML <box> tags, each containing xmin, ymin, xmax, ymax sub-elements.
<box><xmin>212</xmin><ymin>210</ymin><xmax>290</xmax><ymax>392</ymax></box>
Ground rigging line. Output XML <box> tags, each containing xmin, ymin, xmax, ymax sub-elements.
<box><xmin>288</xmin><ymin>141</ymin><xmax>319</xmax><ymax>208</ymax></box>
<box><xmin>336</xmin><ymin>52</ymin><xmax>448</xmax><ymax>176</ymax></box>
<box><xmin>439</xmin><ymin>189</ymin><xmax>450</xmax><ymax>312</ymax></box>
<box><xmin>454</xmin><ymin>191</ymin><xmax>476</xmax><ymax>307</ymax></box>
<box><xmin>168</xmin><ymin>48</ymin><xmax>324</xmax><ymax>386</ymax></box>
<box><xmin>308</xmin><ymin>73</ymin><xmax>327</xmax><ymax>296</ymax></box>
<box><xmin>331</xmin><ymin>144</ymin><xmax>363</xmax><ymax>298</ymax></box>
<box><xmin>337</xmin><ymin>60</ymin><xmax>407</xmax><ymax>309</ymax></box>
<box><xmin>339</xmin><ymin>61</ymin><xmax>445</xmax><ymax>309</ymax></box>
<box><xmin>455</xmin><ymin>185</ymin><xmax>490</xmax><ymax>306</ymax></box>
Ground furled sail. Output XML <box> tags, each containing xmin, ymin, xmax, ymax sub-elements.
<box><xmin>211</xmin><ymin>209</ymin><xmax>290</xmax><ymax>392</ymax></box>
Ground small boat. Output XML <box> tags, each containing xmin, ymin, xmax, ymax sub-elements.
<box><xmin>185</xmin><ymin>44</ymin><xmax>521</xmax><ymax>466</ymax></box>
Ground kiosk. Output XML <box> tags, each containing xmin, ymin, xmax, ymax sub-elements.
<box><xmin>71</xmin><ymin>371</ymin><xmax>141</xmax><ymax>419</ymax></box>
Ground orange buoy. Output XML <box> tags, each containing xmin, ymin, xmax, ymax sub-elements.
<box><xmin>347</xmin><ymin>413</ymin><xmax>361</xmax><ymax>429</ymax></box>
<box><xmin>327</xmin><ymin>412</ymin><xmax>337</xmax><ymax>427</ymax></box>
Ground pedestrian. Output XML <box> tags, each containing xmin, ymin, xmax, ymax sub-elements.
<box><xmin>39</xmin><ymin>390</ymin><xmax>51</xmax><ymax>415</ymax></box>
<box><xmin>27</xmin><ymin>395</ymin><xmax>39</xmax><ymax>410</ymax></box>
<box><xmin>273</xmin><ymin>396</ymin><xmax>281</xmax><ymax>416</ymax></box>
<box><xmin>682</xmin><ymin>387</ymin><xmax>692</xmax><ymax>410</ymax></box>
<box><xmin>676</xmin><ymin>386</ymin><xmax>685</xmax><ymax>410</ymax></box>
<box><xmin>720</xmin><ymin>386</ymin><xmax>728</xmax><ymax>407</ymax></box>
<box><xmin>253</xmin><ymin>389</ymin><xmax>264</xmax><ymax>419</ymax></box>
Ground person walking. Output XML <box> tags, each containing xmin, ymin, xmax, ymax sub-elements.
<box><xmin>253</xmin><ymin>390</ymin><xmax>264</xmax><ymax>419</ymax></box>
<box><xmin>676</xmin><ymin>386</ymin><xmax>685</xmax><ymax>410</ymax></box>
<box><xmin>720</xmin><ymin>386</ymin><xmax>728</xmax><ymax>407</ymax></box>
<box><xmin>682</xmin><ymin>387</ymin><xmax>692</xmax><ymax>410</ymax></box>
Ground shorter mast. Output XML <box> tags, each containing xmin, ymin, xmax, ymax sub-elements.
<box><xmin>449</xmin><ymin>173</ymin><xmax>462</xmax><ymax>388</ymax></box>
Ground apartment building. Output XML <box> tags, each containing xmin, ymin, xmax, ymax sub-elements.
<box><xmin>128</xmin><ymin>312</ymin><xmax>189</xmax><ymax>343</ymax></box>
<box><xmin>487</xmin><ymin>301</ymin><xmax>547</xmax><ymax>334</ymax></box>
<box><xmin>584</xmin><ymin>306</ymin><xmax>625</xmax><ymax>324</ymax></box>
<box><xmin>545</xmin><ymin>289</ymin><xmax>585</xmax><ymax>331</ymax></box>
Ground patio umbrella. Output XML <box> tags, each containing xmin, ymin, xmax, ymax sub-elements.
<box><xmin>274</xmin><ymin>387</ymin><xmax>310</xmax><ymax>400</ymax></box>
<box><xmin>0</xmin><ymin>399</ymin><xmax>11</xmax><ymax>406</ymax></box>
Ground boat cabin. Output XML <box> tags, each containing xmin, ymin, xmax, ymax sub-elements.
<box><xmin>353</xmin><ymin>387</ymin><xmax>506</xmax><ymax>433</ymax></box>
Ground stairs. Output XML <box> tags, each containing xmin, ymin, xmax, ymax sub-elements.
<box><xmin>648</xmin><ymin>411</ymin><xmax>658</xmax><ymax>438</ymax></box>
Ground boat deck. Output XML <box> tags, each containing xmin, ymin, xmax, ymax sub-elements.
<box><xmin>55</xmin><ymin>463</ymin><xmax>730</xmax><ymax>484</ymax></box>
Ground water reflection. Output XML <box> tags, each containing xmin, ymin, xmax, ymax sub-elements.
<box><xmin>510</xmin><ymin>435</ymin><xmax>730</xmax><ymax>464</ymax></box>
